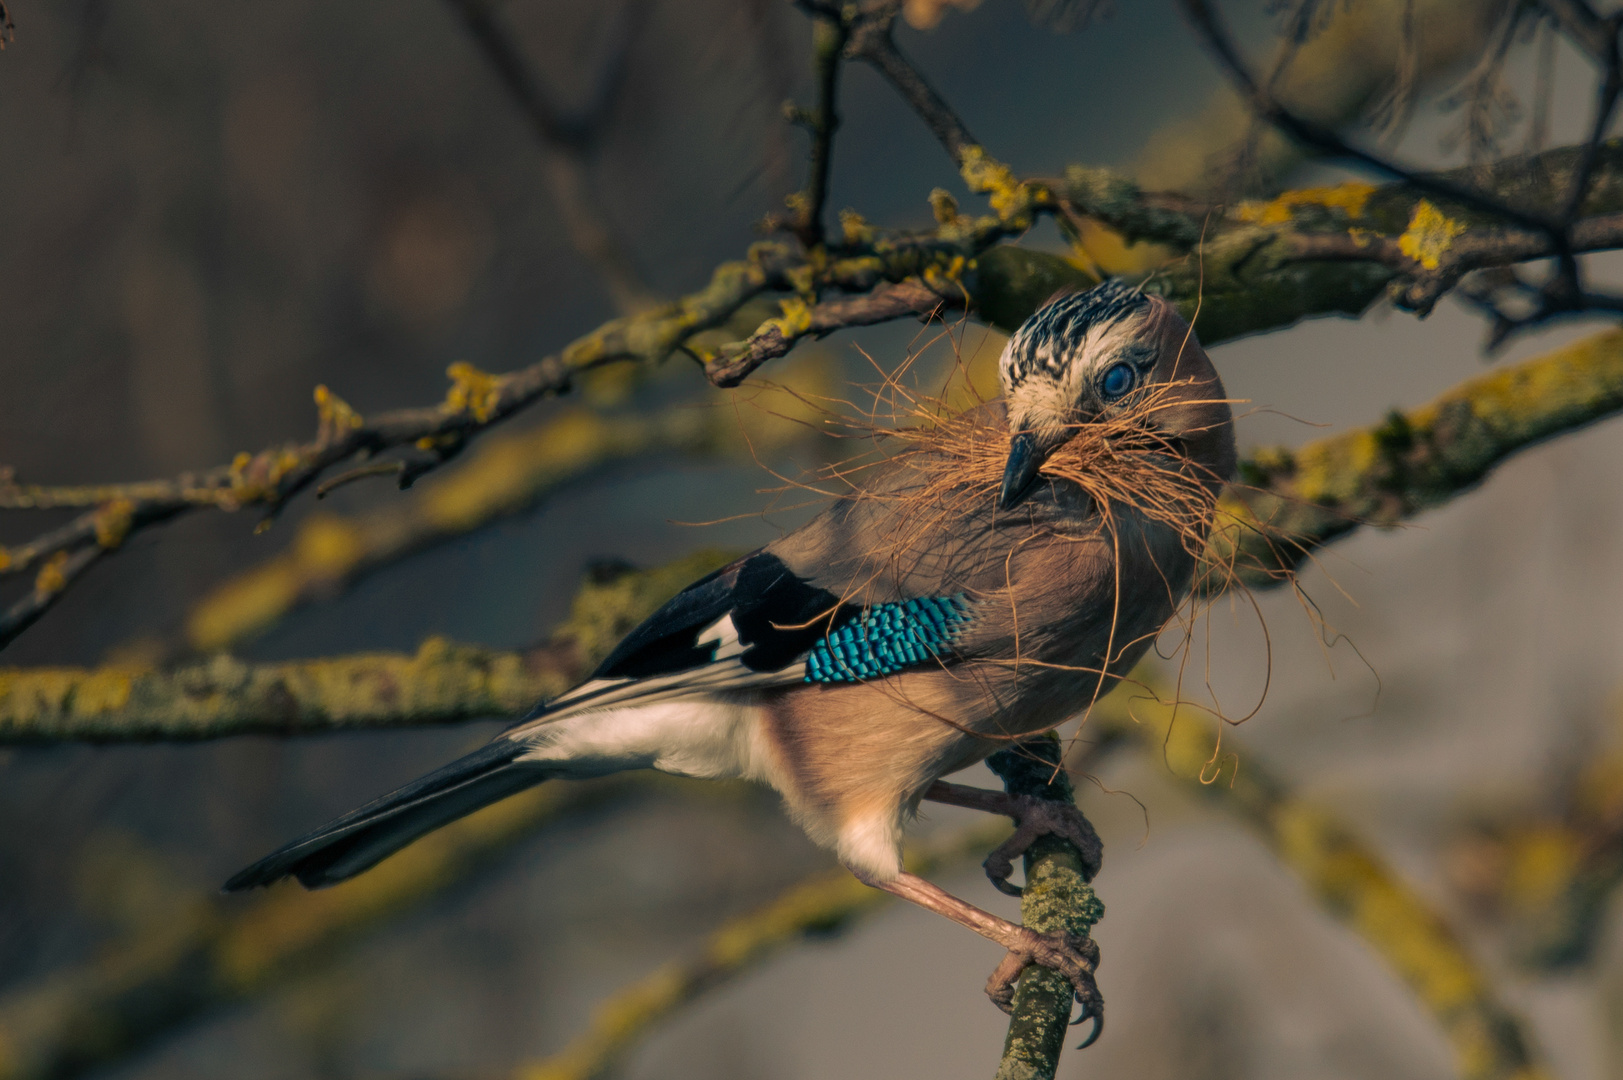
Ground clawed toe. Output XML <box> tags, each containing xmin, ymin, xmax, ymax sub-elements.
<box><xmin>984</xmin><ymin>928</ymin><xmax>1104</xmax><ymax>1047</ymax></box>
<box><xmin>1069</xmin><ymin>976</ymin><xmax>1105</xmax><ymax>1049</ymax></box>
<box><xmin>982</xmin><ymin>796</ymin><xmax>1104</xmax><ymax>895</ymax></box>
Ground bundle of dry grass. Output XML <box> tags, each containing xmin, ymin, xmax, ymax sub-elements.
<box><xmin>790</xmin><ymin>359</ymin><xmax>1236</xmax><ymax>587</ymax></box>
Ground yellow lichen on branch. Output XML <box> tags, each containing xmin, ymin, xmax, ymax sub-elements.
<box><xmin>0</xmin><ymin>550</ymin><xmax>736</xmax><ymax>744</ymax></box>
<box><xmin>1444</xmin><ymin>694</ymin><xmax>1623</xmax><ymax>967</ymax></box>
<box><xmin>1398</xmin><ymin>200</ymin><xmax>1469</xmax><ymax>270</ymax></box>
<box><xmin>1233</xmin><ymin>181</ymin><xmax>1378</xmax><ymax>226</ymax></box>
<box><xmin>0</xmin><ymin>549</ymin><xmax>753</xmax><ymax>1079</ymax></box>
<box><xmin>959</xmin><ymin>145</ymin><xmax>1039</xmax><ymax>226</ymax></box>
<box><xmin>443</xmin><ymin>361</ymin><xmax>505</xmax><ymax>422</ymax></box>
<box><xmin>182</xmin><ymin>389</ymin><xmax>819</xmax><ymax>654</ymax></box>
<box><xmin>12</xmin><ymin>333</ymin><xmax>1623</xmax><ymax>739</ymax></box>
<box><xmin>1220</xmin><ymin>327</ymin><xmax>1623</xmax><ymax>587</ymax></box>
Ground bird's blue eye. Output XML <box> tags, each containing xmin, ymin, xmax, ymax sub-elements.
<box><xmin>1100</xmin><ymin>362</ymin><xmax>1136</xmax><ymax>400</ymax></box>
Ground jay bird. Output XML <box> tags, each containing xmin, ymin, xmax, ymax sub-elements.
<box><xmin>226</xmin><ymin>279</ymin><xmax>1236</xmax><ymax>1041</ymax></box>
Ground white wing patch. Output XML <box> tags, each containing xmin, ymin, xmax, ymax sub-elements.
<box><xmin>698</xmin><ymin>614</ymin><xmax>747</xmax><ymax>661</ymax></box>
<box><xmin>500</xmin><ymin>611</ymin><xmax>805</xmax><ymax>741</ymax></box>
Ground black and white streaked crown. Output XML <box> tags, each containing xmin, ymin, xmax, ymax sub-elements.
<box><xmin>1000</xmin><ymin>279</ymin><xmax>1149</xmax><ymax>389</ymax></box>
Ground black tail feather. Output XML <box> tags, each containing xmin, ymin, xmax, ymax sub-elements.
<box><xmin>223</xmin><ymin>741</ymin><xmax>542</xmax><ymax>891</ymax></box>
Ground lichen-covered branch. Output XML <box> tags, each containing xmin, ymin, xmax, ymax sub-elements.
<box><xmin>1057</xmin><ymin>139</ymin><xmax>1623</xmax><ymax>343</ymax></box>
<box><xmin>181</xmin><ymin>399</ymin><xmax>811</xmax><ymax>655</ymax></box>
<box><xmin>0</xmin><ymin>239</ymin><xmax>804</xmax><ymax>650</ymax></box>
<box><xmin>1176</xmin><ymin>0</ymin><xmax>1623</xmax><ymax>341</ymax></box>
<box><xmin>986</xmin><ymin>737</ymin><xmax>1104</xmax><ymax>1080</ymax></box>
<box><xmin>512</xmin><ymin>819</ymin><xmax>1009</xmax><ymax>1080</ymax></box>
<box><xmin>1090</xmin><ymin>684</ymin><xmax>1551</xmax><ymax>1080</ymax></box>
<box><xmin>8</xmin><ymin>98</ymin><xmax>1623</xmax><ymax>654</ymax></box>
<box><xmin>707</xmin><ymin>278</ymin><xmax>958</xmax><ymax>387</ymax></box>
<box><xmin>785</xmin><ymin>5</ymin><xmax>849</xmax><ymax>248</ymax></box>
<box><xmin>1220</xmin><ymin>327</ymin><xmax>1623</xmax><ymax>588</ymax></box>
<box><xmin>0</xmin><ymin>550</ymin><xmax>734</xmax><ymax>745</ymax></box>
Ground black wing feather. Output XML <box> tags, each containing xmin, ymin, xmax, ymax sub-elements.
<box><xmin>223</xmin><ymin>741</ymin><xmax>537</xmax><ymax>891</ymax></box>
<box><xmin>592</xmin><ymin>551</ymin><xmax>858</xmax><ymax>679</ymax></box>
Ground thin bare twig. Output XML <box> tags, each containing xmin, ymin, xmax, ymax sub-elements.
<box><xmin>1528</xmin><ymin>16</ymin><xmax>1557</xmax><ymax>152</ymax></box>
<box><xmin>787</xmin><ymin>4</ymin><xmax>850</xmax><ymax>248</ymax></box>
<box><xmin>1177</xmin><ymin>0</ymin><xmax>1556</xmax><ymax>235</ymax></box>
<box><xmin>1367</xmin><ymin>0</ymin><xmax>1420</xmax><ymax>140</ymax></box>
<box><xmin>1438</xmin><ymin>0</ymin><xmax>1528</xmax><ymax>165</ymax></box>
<box><xmin>1173</xmin><ymin>0</ymin><xmax>1623</xmax><ymax>344</ymax></box>
<box><xmin>0</xmin><ymin>547</ymin><xmax>105</xmax><ymax>647</ymax></box>
<box><xmin>844</xmin><ymin>0</ymin><xmax>981</xmax><ymax>166</ymax></box>
<box><xmin>442</xmin><ymin>0</ymin><xmax>659</xmax><ymax>313</ymax></box>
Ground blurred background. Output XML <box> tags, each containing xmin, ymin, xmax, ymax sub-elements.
<box><xmin>2</xmin><ymin>0</ymin><xmax>1622</xmax><ymax>1077</ymax></box>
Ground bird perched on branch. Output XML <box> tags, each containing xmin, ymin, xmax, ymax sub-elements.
<box><xmin>226</xmin><ymin>279</ymin><xmax>1235</xmax><ymax>1044</ymax></box>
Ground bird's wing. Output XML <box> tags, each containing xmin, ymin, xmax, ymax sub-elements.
<box><xmin>505</xmin><ymin>546</ymin><xmax>980</xmax><ymax>734</ymax></box>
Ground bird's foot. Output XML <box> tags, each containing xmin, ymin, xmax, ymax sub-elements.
<box><xmin>985</xmin><ymin>926</ymin><xmax>1104</xmax><ymax>1047</ymax></box>
<box><xmin>983</xmin><ymin>795</ymin><xmax>1103</xmax><ymax>896</ymax></box>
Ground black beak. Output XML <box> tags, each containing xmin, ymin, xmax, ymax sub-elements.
<box><xmin>999</xmin><ymin>431</ymin><xmax>1046</xmax><ymax>510</ymax></box>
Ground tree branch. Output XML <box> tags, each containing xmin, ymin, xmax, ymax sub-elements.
<box><xmin>180</xmin><ymin>397</ymin><xmax>813</xmax><ymax>656</ymax></box>
<box><xmin>0</xmin><ymin>551</ymin><xmax>735</xmax><ymax>744</ymax></box>
<box><xmin>987</xmin><ymin>736</ymin><xmax>1104</xmax><ymax>1080</ymax></box>
<box><xmin>1175</xmin><ymin>0</ymin><xmax>1557</xmax><ymax>236</ymax></box>
<box><xmin>707</xmin><ymin>278</ymin><xmax>958</xmax><ymax>387</ymax></box>
<box><xmin>1443</xmin><ymin>708</ymin><xmax>1623</xmax><ymax>967</ymax></box>
<box><xmin>0</xmin><ymin>242</ymin><xmax>810</xmax><ymax>651</ymax></box>
<box><xmin>843</xmin><ymin>0</ymin><xmax>980</xmax><ymax>167</ymax></box>
<box><xmin>9</xmin><ymin>116</ymin><xmax>1623</xmax><ymax>655</ymax></box>
<box><xmin>1174</xmin><ymin>0</ymin><xmax>1623</xmax><ymax>342</ymax></box>
<box><xmin>442</xmin><ymin>0</ymin><xmax>659</xmax><ymax>313</ymax></box>
<box><xmin>8</xmin><ymin>329</ymin><xmax>1623</xmax><ymax>742</ymax></box>
<box><xmin>785</xmin><ymin>6</ymin><xmax>849</xmax><ymax>248</ymax></box>
<box><xmin>1221</xmin><ymin>326</ymin><xmax>1623</xmax><ymax>588</ymax></box>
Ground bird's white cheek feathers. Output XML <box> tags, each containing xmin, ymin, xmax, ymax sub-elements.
<box><xmin>513</xmin><ymin>699</ymin><xmax>780</xmax><ymax>785</ymax></box>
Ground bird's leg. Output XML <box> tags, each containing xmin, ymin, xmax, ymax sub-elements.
<box><xmin>924</xmin><ymin>780</ymin><xmax>1103</xmax><ymax>895</ymax></box>
<box><xmin>850</xmin><ymin>867</ymin><xmax>1103</xmax><ymax>1028</ymax></box>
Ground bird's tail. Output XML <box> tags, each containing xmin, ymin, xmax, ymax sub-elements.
<box><xmin>223</xmin><ymin>741</ymin><xmax>543</xmax><ymax>891</ymax></box>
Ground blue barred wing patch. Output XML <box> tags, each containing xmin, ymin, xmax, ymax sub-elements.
<box><xmin>804</xmin><ymin>595</ymin><xmax>972</xmax><ymax>683</ymax></box>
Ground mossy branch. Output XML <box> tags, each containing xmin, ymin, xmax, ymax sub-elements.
<box><xmin>7</xmin><ymin>130</ymin><xmax>1623</xmax><ymax>650</ymax></box>
<box><xmin>986</xmin><ymin>737</ymin><xmax>1104</xmax><ymax>1080</ymax></box>
<box><xmin>0</xmin><ymin>550</ymin><xmax>735</xmax><ymax>745</ymax></box>
<box><xmin>1220</xmin><ymin>326</ymin><xmax>1623</xmax><ymax>588</ymax></box>
<box><xmin>181</xmin><ymin>389</ymin><xmax>820</xmax><ymax>655</ymax></box>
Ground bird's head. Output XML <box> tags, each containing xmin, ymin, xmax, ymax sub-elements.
<box><xmin>995</xmin><ymin>279</ymin><xmax>1235</xmax><ymax>509</ymax></box>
